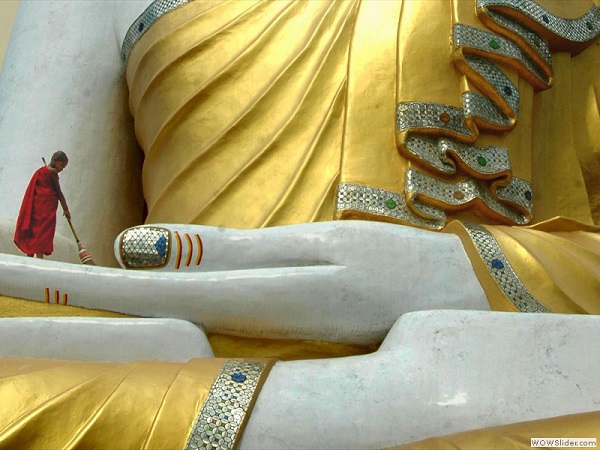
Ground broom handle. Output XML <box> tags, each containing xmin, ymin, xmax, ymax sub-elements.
<box><xmin>42</xmin><ymin>157</ymin><xmax>79</xmax><ymax>243</ymax></box>
<box><xmin>66</xmin><ymin>217</ymin><xmax>81</xmax><ymax>243</ymax></box>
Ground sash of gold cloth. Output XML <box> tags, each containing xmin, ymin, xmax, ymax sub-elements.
<box><xmin>445</xmin><ymin>217</ymin><xmax>600</xmax><ymax>314</ymax></box>
<box><xmin>0</xmin><ymin>357</ymin><xmax>273</xmax><ymax>449</ymax></box>
<box><xmin>125</xmin><ymin>0</ymin><xmax>599</xmax><ymax>229</ymax></box>
<box><xmin>391</xmin><ymin>410</ymin><xmax>600</xmax><ymax>449</ymax></box>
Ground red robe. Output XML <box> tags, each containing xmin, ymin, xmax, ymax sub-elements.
<box><xmin>14</xmin><ymin>166</ymin><xmax>59</xmax><ymax>255</ymax></box>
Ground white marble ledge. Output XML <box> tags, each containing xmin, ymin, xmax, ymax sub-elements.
<box><xmin>0</xmin><ymin>317</ymin><xmax>214</xmax><ymax>362</ymax></box>
<box><xmin>242</xmin><ymin>310</ymin><xmax>600</xmax><ymax>449</ymax></box>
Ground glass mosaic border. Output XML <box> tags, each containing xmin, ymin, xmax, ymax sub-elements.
<box><xmin>121</xmin><ymin>0</ymin><xmax>193</xmax><ymax>66</ymax></box>
<box><xmin>396</xmin><ymin>102</ymin><xmax>472</xmax><ymax>137</ymax></box>
<box><xmin>462</xmin><ymin>91</ymin><xmax>513</xmax><ymax>129</ymax></box>
<box><xmin>478</xmin><ymin>0</ymin><xmax>600</xmax><ymax>43</ymax></box>
<box><xmin>335</xmin><ymin>183</ymin><xmax>445</xmax><ymax>230</ymax></box>
<box><xmin>404</xmin><ymin>135</ymin><xmax>511</xmax><ymax>177</ymax></box>
<box><xmin>454</xmin><ymin>23</ymin><xmax>549</xmax><ymax>87</ymax></box>
<box><xmin>119</xmin><ymin>226</ymin><xmax>171</xmax><ymax>269</ymax></box>
<box><xmin>405</xmin><ymin>169</ymin><xmax>532</xmax><ymax>225</ymax></box>
<box><xmin>483</xmin><ymin>8</ymin><xmax>552</xmax><ymax>66</ymax></box>
<box><xmin>463</xmin><ymin>55</ymin><xmax>520</xmax><ymax>117</ymax></box>
<box><xmin>462</xmin><ymin>222</ymin><xmax>548</xmax><ymax>313</ymax></box>
<box><xmin>396</xmin><ymin>93</ymin><xmax>516</xmax><ymax>141</ymax></box>
<box><xmin>185</xmin><ymin>360</ymin><xmax>267</xmax><ymax>450</ymax></box>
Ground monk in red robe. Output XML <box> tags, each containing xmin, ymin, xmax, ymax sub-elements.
<box><xmin>14</xmin><ymin>151</ymin><xmax>71</xmax><ymax>258</ymax></box>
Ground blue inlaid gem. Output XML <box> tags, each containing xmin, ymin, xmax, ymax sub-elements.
<box><xmin>491</xmin><ymin>258</ymin><xmax>504</xmax><ymax>269</ymax></box>
<box><xmin>542</xmin><ymin>14</ymin><xmax>549</xmax><ymax>24</ymax></box>
<box><xmin>525</xmin><ymin>191</ymin><xmax>532</xmax><ymax>201</ymax></box>
<box><xmin>138</xmin><ymin>22</ymin><xmax>145</xmax><ymax>32</ymax></box>
<box><xmin>154</xmin><ymin>235</ymin><xmax>167</xmax><ymax>257</ymax></box>
<box><xmin>231</xmin><ymin>372</ymin><xmax>246</xmax><ymax>383</ymax></box>
<box><xmin>503</xmin><ymin>86</ymin><xmax>512</xmax><ymax>96</ymax></box>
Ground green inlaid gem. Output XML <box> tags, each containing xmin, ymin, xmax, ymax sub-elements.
<box><xmin>489</xmin><ymin>39</ymin><xmax>500</xmax><ymax>49</ymax></box>
<box><xmin>586</xmin><ymin>21</ymin><xmax>594</xmax><ymax>30</ymax></box>
<box><xmin>477</xmin><ymin>156</ymin><xmax>487</xmax><ymax>166</ymax></box>
<box><xmin>385</xmin><ymin>198</ymin><xmax>397</xmax><ymax>209</ymax></box>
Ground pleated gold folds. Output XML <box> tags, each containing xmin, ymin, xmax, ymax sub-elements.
<box><xmin>126</xmin><ymin>0</ymin><xmax>600</xmax><ymax>229</ymax></box>
<box><xmin>127</xmin><ymin>0</ymin><xmax>360</xmax><ymax>227</ymax></box>
<box><xmin>446</xmin><ymin>218</ymin><xmax>600</xmax><ymax>313</ymax></box>
<box><xmin>0</xmin><ymin>357</ymin><xmax>272</xmax><ymax>449</ymax></box>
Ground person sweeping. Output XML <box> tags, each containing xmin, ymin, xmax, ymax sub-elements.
<box><xmin>14</xmin><ymin>151</ymin><xmax>71</xmax><ymax>259</ymax></box>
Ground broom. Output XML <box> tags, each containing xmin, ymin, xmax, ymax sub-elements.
<box><xmin>65</xmin><ymin>216</ymin><xmax>95</xmax><ymax>265</ymax></box>
<box><xmin>43</xmin><ymin>157</ymin><xmax>96</xmax><ymax>265</ymax></box>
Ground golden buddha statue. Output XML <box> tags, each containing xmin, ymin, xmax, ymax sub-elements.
<box><xmin>121</xmin><ymin>0</ymin><xmax>600</xmax><ymax>314</ymax></box>
<box><xmin>0</xmin><ymin>1</ymin><xmax>599</xmax><ymax>448</ymax></box>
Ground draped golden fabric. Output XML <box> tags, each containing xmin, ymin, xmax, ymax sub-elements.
<box><xmin>127</xmin><ymin>0</ymin><xmax>358</xmax><ymax>227</ymax></box>
<box><xmin>446</xmin><ymin>218</ymin><xmax>600</xmax><ymax>313</ymax></box>
<box><xmin>126</xmin><ymin>0</ymin><xmax>600</xmax><ymax>228</ymax></box>
<box><xmin>392</xmin><ymin>410</ymin><xmax>600</xmax><ymax>449</ymax></box>
<box><xmin>0</xmin><ymin>357</ymin><xmax>272</xmax><ymax>449</ymax></box>
<box><xmin>125</xmin><ymin>0</ymin><xmax>600</xmax><ymax>311</ymax></box>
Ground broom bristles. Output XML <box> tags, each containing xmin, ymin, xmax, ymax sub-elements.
<box><xmin>77</xmin><ymin>242</ymin><xmax>95</xmax><ymax>265</ymax></box>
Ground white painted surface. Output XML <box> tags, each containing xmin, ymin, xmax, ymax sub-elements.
<box><xmin>0</xmin><ymin>317</ymin><xmax>214</xmax><ymax>361</ymax></box>
<box><xmin>0</xmin><ymin>0</ymin><xmax>148</xmax><ymax>266</ymax></box>
<box><xmin>0</xmin><ymin>217</ymin><xmax>80</xmax><ymax>263</ymax></box>
<box><xmin>241</xmin><ymin>310</ymin><xmax>600</xmax><ymax>449</ymax></box>
<box><xmin>1</xmin><ymin>309</ymin><xmax>598</xmax><ymax>447</ymax></box>
<box><xmin>1</xmin><ymin>221</ymin><xmax>489</xmax><ymax>345</ymax></box>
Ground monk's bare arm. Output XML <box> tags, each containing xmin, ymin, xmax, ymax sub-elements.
<box><xmin>48</xmin><ymin>167</ymin><xmax>71</xmax><ymax>219</ymax></box>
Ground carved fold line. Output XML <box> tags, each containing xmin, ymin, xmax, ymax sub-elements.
<box><xmin>147</xmin><ymin>1</ymin><xmax>350</xmax><ymax>220</ymax></box>
<box><xmin>0</xmin><ymin>364</ymin><xmax>139</xmax><ymax>448</ymax></box>
<box><xmin>309</xmin><ymin>171</ymin><xmax>341</xmax><ymax>223</ymax></box>
<box><xmin>175</xmin><ymin>2</ymin><xmax>356</xmax><ymax>224</ymax></box>
<box><xmin>258</xmin><ymin>79</ymin><xmax>347</xmax><ymax>228</ymax></box>
<box><xmin>128</xmin><ymin>0</ymin><xmax>267</xmax><ymax>118</ymax></box>
<box><xmin>519</xmin><ymin>230</ymin><xmax>600</xmax><ymax>295</ymax></box>
<box><xmin>140</xmin><ymin>364</ymin><xmax>186</xmax><ymax>449</ymax></box>
<box><xmin>138</xmin><ymin>0</ymin><xmax>298</xmax><ymax>156</ymax></box>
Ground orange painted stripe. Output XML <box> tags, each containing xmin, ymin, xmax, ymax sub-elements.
<box><xmin>54</xmin><ymin>290</ymin><xmax>59</xmax><ymax>304</ymax></box>
<box><xmin>44</xmin><ymin>287</ymin><xmax>50</xmax><ymax>303</ymax></box>
<box><xmin>185</xmin><ymin>233</ymin><xmax>193</xmax><ymax>267</ymax></box>
<box><xmin>63</xmin><ymin>293</ymin><xmax>68</xmax><ymax>305</ymax></box>
<box><xmin>174</xmin><ymin>231</ymin><xmax>182</xmax><ymax>270</ymax></box>
<box><xmin>195</xmin><ymin>234</ymin><xmax>203</xmax><ymax>265</ymax></box>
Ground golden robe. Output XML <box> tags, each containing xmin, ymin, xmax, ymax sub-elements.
<box><xmin>394</xmin><ymin>410</ymin><xmax>600</xmax><ymax>449</ymax></box>
<box><xmin>122</xmin><ymin>0</ymin><xmax>600</xmax><ymax>313</ymax></box>
<box><xmin>0</xmin><ymin>357</ymin><xmax>272</xmax><ymax>449</ymax></box>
